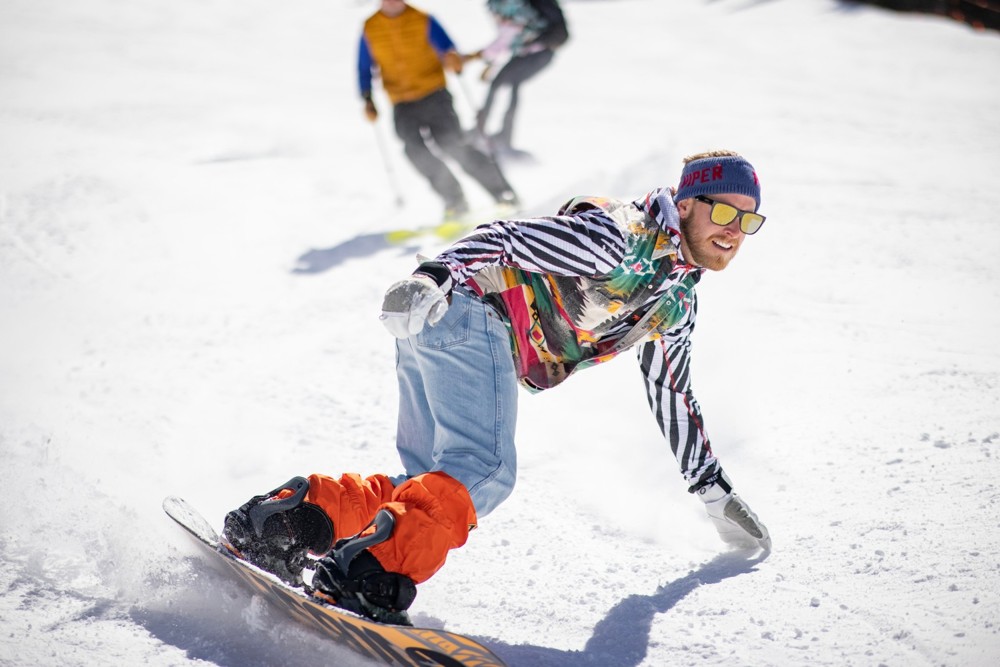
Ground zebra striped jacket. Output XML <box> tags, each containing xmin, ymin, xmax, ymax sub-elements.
<box><xmin>431</xmin><ymin>187</ymin><xmax>722</xmax><ymax>492</ymax></box>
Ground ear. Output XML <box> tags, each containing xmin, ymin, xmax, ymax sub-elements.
<box><xmin>675</xmin><ymin>197</ymin><xmax>693</xmax><ymax>218</ymax></box>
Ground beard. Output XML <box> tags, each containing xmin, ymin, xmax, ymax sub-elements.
<box><xmin>678</xmin><ymin>209</ymin><xmax>742</xmax><ymax>271</ymax></box>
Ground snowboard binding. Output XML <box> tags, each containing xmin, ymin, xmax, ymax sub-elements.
<box><xmin>222</xmin><ymin>476</ymin><xmax>334</xmax><ymax>586</ymax></box>
<box><xmin>311</xmin><ymin>509</ymin><xmax>417</xmax><ymax>626</ymax></box>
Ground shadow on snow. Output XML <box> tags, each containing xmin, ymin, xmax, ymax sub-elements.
<box><xmin>482</xmin><ymin>550</ymin><xmax>769</xmax><ymax>667</ymax></box>
<box><xmin>292</xmin><ymin>232</ymin><xmax>419</xmax><ymax>275</ymax></box>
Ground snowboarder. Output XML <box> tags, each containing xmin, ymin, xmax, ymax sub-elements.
<box><xmin>466</xmin><ymin>0</ymin><xmax>569</xmax><ymax>157</ymax></box>
<box><xmin>223</xmin><ymin>151</ymin><xmax>772</xmax><ymax>624</ymax></box>
<box><xmin>358</xmin><ymin>0</ymin><xmax>519</xmax><ymax>220</ymax></box>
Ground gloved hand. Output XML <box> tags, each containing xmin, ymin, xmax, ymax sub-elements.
<box><xmin>363</xmin><ymin>94</ymin><xmax>377</xmax><ymax>122</ymax></box>
<box><xmin>380</xmin><ymin>263</ymin><xmax>453</xmax><ymax>339</ymax></box>
<box><xmin>698</xmin><ymin>482</ymin><xmax>771</xmax><ymax>551</ymax></box>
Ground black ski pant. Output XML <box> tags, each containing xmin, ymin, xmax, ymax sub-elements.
<box><xmin>393</xmin><ymin>88</ymin><xmax>512</xmax><ymax>210</ymax></box>
<box><xmin>478</xmin><ymin>48</ymin><xmax>555</xmax><ymax>149</ymax></box>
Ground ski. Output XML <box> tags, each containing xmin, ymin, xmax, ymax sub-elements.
<box><xmin>384</xmin><ymin>202</ymin><xmax>520</xmax><ymax>245</ymax></box>
<box><xmin>384</xmin><ymin>218</ymin><xmax>478</xmax><ymax>245</ymax></box>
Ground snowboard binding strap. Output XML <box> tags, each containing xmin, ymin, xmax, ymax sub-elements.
<box><xmin>311</xmin><ymin>509</ymin><xmax>417</xmax><ymax>625</ymax></box>
<box><xmin>328</xmin><ymin>509</ymin><xmax>396</xmax><ymax>575</ymax></box>
<box><xmin>246</xmin><ymin>476</ymin><xmax>310</xmax><ymax>538</ymax></box>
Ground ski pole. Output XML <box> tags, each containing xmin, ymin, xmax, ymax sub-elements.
<box><xmin>454</xmin><ymin>72</ymin><xmax>479</xmax><ymax>118</ymax></box>
<box><xmin>372</xmin><ymin>121</ymin><xmax>405</xmax><ymax>208</ymax></box>
<box><xmin>451</xmin><ymin>71</ymin><xmax>504</xmax><ymax>167</ymax></box>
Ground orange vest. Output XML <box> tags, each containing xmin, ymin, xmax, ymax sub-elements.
<box><xmin>364</xmin><ymin>7</ymin><xmax>447</xmax><ymax>105</ymax></box>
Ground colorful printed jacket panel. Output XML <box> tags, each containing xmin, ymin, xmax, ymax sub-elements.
<box><xmin>485</xmin><ymin>0</ymin><xmax>547</xmax><ymax>56</ymax></box>
<box><xmin>433</xmin><ymin>188</ymin><xmax>721</xmax><ymax>489</ymax></box>
<box><xmin>360</xmin><ymin>7</ymin><xmax>452</xmax><ymax>104</ymax></box>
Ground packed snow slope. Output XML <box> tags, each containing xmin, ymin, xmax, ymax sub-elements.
<box><xmin>2</xmin><ymin>0</ymin><xmax>999</xmax><ymax>665</ymax></box>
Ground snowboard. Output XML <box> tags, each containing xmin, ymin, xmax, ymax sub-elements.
<box><xmin>162</xmin><ymin>496</ymin><xmax>508</xmax><ymax>667</ymax></box>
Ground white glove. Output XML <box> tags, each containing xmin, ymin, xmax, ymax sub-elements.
<box><xmin>380</xmin><ymin>273</ymin><xmax>450</xmax><ymax>339</ymax></box>
<box><xmin>698</xmin><ymin>483</ymin><xmax>771</xmax><ymax>551</ymax></box>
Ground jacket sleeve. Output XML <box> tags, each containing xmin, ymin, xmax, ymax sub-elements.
<box><xmin>480</xmin><ymin>21</ymin><xmax>520</xmax><ymax>63</ymax></box>
<box><xmin>427</xmin><ymin>15</ymin><xmax>457</xmax><ymax>54</ymax></box>
<box><xmin>357</xmin><ymin>35</ymin><xmax>374</xmax><ymax>97</ymax></box>
<box><xmin>526</xmin><ymin>0</ymin><xmax>569</xmax><ymax>48</ymax></box>
<box><xmin>637</xmin><ymin>299</ymin><xmax>725</xmax><ymax>493</ymax></box>
<box><xmin>432</xmin><ymin>210</ymin><xmax>627</xmax><ymax>284</ymax></box>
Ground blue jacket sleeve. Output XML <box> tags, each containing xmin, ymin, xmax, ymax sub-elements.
<box><xmin>427</xmin><ymin>16</ymin><xmax>456</xmax><ymax>54</ymax></box>
<box><xmin>357</xmin><ymin>35</ymin><xmax>374</xmax><ymax>97</ymax></box>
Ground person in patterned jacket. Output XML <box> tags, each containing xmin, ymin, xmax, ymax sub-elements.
<box><xmin>465</xmin><ymin>0</ymin><xmax>569</xmax><ymax>156</ymax></box>
<box><xmin>222</xmin><ymin>151</ymin><xmax>771</xmax><ymax>624</ymax></box>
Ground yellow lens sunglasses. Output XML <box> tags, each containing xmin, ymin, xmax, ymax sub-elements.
<box><xmin>694</xmin><ymin>195</ymin><xmax>766</xmax><ymax>235</ymax></box>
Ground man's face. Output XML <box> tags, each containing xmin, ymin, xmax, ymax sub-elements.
<box><xmin>380</xmin><ymin>0</ymin><xmax>406</xmax><ymax>17</ymax></box>
<box><xmin>676</xmin><ymin>193</ymin><xmax>758</xmax><ymax>271</ymax></box>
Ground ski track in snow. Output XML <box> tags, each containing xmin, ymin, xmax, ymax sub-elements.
<box><xmin>2</xmin><ymin>0</ymin><xmax>1000</xmax><ymax>665</ymax></box>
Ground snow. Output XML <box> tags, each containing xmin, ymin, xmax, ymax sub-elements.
<box><xmin>1</xmin><ymin>0</ymin><xmax>999</xmax><ymax>665</ymax></box>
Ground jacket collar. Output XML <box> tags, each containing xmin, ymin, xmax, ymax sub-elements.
<box><xmin>636</xmin><ymin>188</ymin><xmax>681</xmax><ymax>261</ymax></box>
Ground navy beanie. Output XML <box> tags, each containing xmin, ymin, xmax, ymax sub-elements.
<box><xmin>674</xmin><ymin>155</ymin><xmax>761</xmax><ymax>212</ymax></box>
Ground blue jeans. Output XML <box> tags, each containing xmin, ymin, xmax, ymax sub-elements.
<box><xmin>392</xmin><ymin>290</ymin><xmax>519</xmax><ymax>518</ymax></box>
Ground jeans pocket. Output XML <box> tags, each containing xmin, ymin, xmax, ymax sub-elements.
<box><xmin>416</xmin><ymin>294</ymin><xmax>471</xmax><ymax>349</ymax></box>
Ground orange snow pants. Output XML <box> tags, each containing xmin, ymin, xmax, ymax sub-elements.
<box><xmin>304</xmin><ymin>470</ymin><xmax>477</xmax><ymax>584</ymax></box>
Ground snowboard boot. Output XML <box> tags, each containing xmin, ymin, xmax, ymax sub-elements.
<box><xmin>223</xmin><ymin>476</ymin><xmax>334</xmax><ymax>586</ymax></box>
<box><xmin>311</xmin><ymin>509</ymin><xmax>417</xmax><ymax>626</ymax></box>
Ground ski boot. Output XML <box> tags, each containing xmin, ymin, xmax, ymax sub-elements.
<box><xmin>494</xmin><ymin>189</ymin><xmax>521</xmax><ymax>217</ymax></box>
<box><xmin>222</xmin><ymin>476</ymin><xmax>334</xmax><ymax>585</ymax></box>
<box><xmin>442</xmin><ymin>198</ymin><xmax>470</xmax><ymax>224</ymax></box>
<box><xmin>311</xmin><ymin>509</ymin><xmax>417</xmax><ymax>626</ymax></box>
